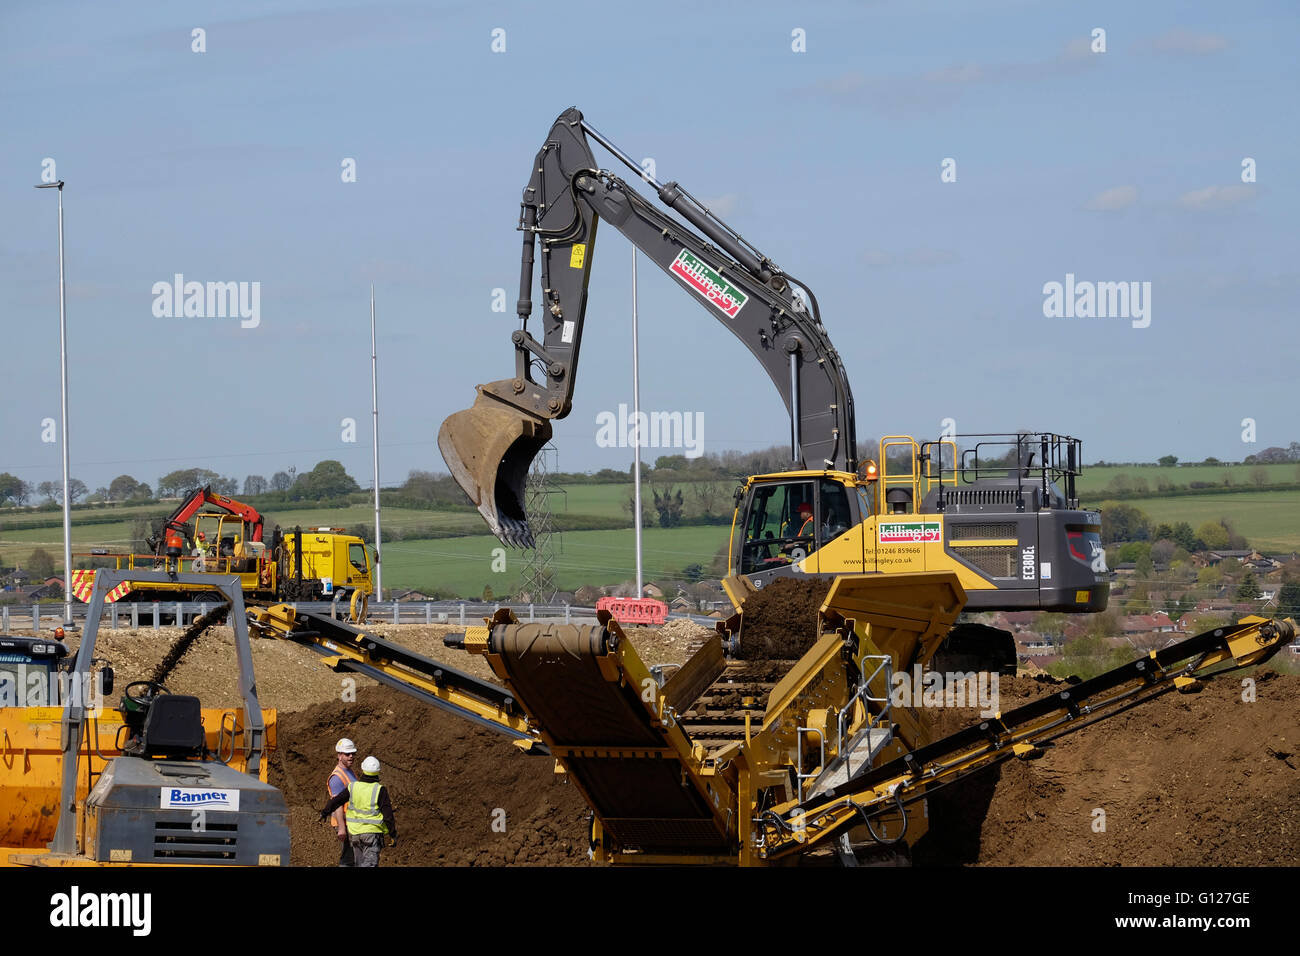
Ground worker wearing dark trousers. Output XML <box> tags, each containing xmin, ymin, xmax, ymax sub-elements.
<box><xmin>327</xmin><ymin>738</ymin><xmax>358</xmax><ymax>867</ymax></box>
<box><xmin>320</xmin><ymin>756</ymin><xmax>397</xmax><ymax>867</ymax></box>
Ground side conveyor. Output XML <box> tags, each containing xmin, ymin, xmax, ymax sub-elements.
<box><xmin>248</xmin><ymin>605</ymin><xmax>545</xmax><ymax>752</ymax></box>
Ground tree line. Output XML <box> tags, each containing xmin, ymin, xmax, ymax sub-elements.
<box><xmin>0</xmin><ymin>461</ymin><xmax>364</xmax><ymax>508</ymax></box>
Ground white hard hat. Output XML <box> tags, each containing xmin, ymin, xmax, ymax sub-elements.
<box><xmin>335</xmin><ymin>738</ymin><xmax>357</xmax><ymax>754</ymax></box>
<box><xmin>361</xmin><ymin>756</ymin><xmax>381</xmax><ymax>775</ymax></box>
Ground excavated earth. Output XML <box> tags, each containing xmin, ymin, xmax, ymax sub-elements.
<box><xmin>45</xmin><ymin>614</ymin><xmax>1300</xmax><ymax>866</ymax></box>
<box><xmin>733</xmin><ymin>577</ymin><xmax>831</xmax><ymax>659</ymax></box>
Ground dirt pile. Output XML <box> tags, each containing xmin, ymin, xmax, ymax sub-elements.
<box><xmin>657</xmin><ymin>618</ymin><xmax>715</xmax><ymax>643</ymax></box>
<box><xmin>734</xmin><ymin>578</ymin><xmax>831</xmax><ymax>659</ymax></box>
<box><xmin>269</xmin><ymin>686</ymin><xmax>592</xmax><ymax>866</ymax></box>
<box><xmin>913</xmin><ymin>671</ymin><xmax>1300</xmax><ymax>866</ymax></box>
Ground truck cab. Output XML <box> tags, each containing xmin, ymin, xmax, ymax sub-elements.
<box><xmin>0</xmin><ymin>635</ymin><xmax>73</xmax><ymax>708</ymax></box>
<box><xmin>277</xmin><ymin>527</ymin><xmax>374</xmax><ymax>601</ymax></box>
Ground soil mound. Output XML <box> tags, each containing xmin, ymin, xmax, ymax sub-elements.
<box><xmin>269</xmin><ymin>686</ymin><xmax>591</xmax><ymax>866</ymax></box>
<box><xmin>913</xmin><ymin>670</ymin><xmax>1300</xmax><ymax>866</ymax></box>
<box><xmin>734</xmin><ymin>577</ymin><xmax>831</xmax><ymax>659</ymax></box>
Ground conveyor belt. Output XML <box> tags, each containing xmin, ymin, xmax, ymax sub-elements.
<box><xmin>484</xmin><ymin>621</ymin><xmax>730</xmax><ymax>852</ymax></box>
<box><xmin>249</xmin><ymin>606</ymin><xmax>543</xmax><ymax>750</ymax></box>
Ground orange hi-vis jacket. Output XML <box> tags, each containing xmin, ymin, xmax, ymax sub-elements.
<box><xmin>327</xmin><ymin>766</ymin><xmax>355</xmax><ymax>828</ymax></box>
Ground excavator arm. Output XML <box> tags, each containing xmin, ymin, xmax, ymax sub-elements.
<box><xmin>439</xmin><ymin>107</ymin><xmax>858</xmax><ymax>547</ymax></box>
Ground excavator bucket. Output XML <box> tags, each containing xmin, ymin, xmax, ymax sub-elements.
<box><xmin>437</xmin><ymin>390</ymin><xmax>553</xmax><ymax>548</ymax></box>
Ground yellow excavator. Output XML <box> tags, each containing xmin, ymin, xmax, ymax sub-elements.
<box><xmin>437</xmin><ymin>108</ymin><xmax>1110</xmax><ymax>668</ymax></box>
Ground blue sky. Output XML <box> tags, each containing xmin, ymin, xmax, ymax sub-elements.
<box><xmin>2</xmin><ymin>0</ymin><xmax>1296</xmax><ymax>494</ymax></box>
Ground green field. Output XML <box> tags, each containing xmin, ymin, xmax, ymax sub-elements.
<box><xmin>1076</xmin><ymin>462</ymin><xmax>1299</xmax><ymax>495</ymax></box>
<box><xmin>380</xmin><ymin>525</ymin><xmax>731</xmax><ymax>597</ymax></box>
<box><xmin>549</xmin><ymin>481</ymin><xmax>733</xmax><ymax>520</ymax></box>
<box><xmin>1100</xmin><ymin>491</ymin><xmax>1300</xmax><ymax>554</ymax></box>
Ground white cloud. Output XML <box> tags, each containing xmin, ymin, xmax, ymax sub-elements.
<box><xmin>1151</xmin><ymin>29</ymin><xmax>1230</xmax><ymax>55</ymax></box>
<box><xmin>1086</xmin><ymin>185</ymin><xmax>1138</xmax><ymax>211</ymax></box>
<box><xmin>922</xmin><ymin>64</ymin><xmax>985</xmax><ymax>85</ymax></box>
<box><xmin>861</xmin><ymin>248</ymin><xmax>957</xmax><ymax>267</ymax></box>
<box><xmin>806</xmin><ymin>38</ymin><xmax>1098</xmax><ymax>113</ymax></box>
<box><xmin>1177</xmin><ymin>185</ymin><xmax>1255</xmax><ymax>210</ymax></box>
<box><xmin>699</xmin><ymin>194</ymin><xmax>741</xmax><ymax>217</ymax></box>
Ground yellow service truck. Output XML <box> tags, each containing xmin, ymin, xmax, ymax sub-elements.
<box><xmin>75</xmin><ymin>522</ymin><xmax>374</xmax><ymax>611</ymax></box>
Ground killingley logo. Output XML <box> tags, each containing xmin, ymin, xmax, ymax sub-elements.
<box><xmin>879</xmin><ymin>521</ymin><xmax>941</xmax><ymax>543</ymax></box>
<box><xmin>669</xmin><ymin>250</ymin><xmax>748</xmax><ymax>318</ymax></box>
<box><xmin>151</xmin><ymin>274</ymin><xmax>261</xmax><ymax>328</ymax></box>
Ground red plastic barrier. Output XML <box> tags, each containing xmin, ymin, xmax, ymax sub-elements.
<box><xmin>596</xmin><ymin>596</ymin><xmax>668</xmax><ymax>625</ymax></box>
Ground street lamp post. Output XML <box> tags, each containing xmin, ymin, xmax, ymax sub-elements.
<box><xmin>632</xmin><ymin>248</ymin><xmax>643</xmax><ymax>598</ymax></box>
<box><xmin>35</xmin><ymin>180</ymin><xmax>74</xmax><ymax>629</ymax></box>
<box><xmin>370</xmin><ymin>284</ymin><xmax>382</xmax><ymax>602</ymax></box>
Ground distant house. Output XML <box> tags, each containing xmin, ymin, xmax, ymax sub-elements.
<box><xmin>1119</xmin><ymin>613</ymin><xmax>1176</xmax><ymax>637</ymax></box>
<box><xmin>1001</xmin><ymin>611</ymin><xmax>1037</xmax><ymax>629</ymax></box>
<box><xmin>642</xmin><ymin>583</ymin><xmax>666</xmax><ymax>599</ymax></box>
<box><xmin>4</xmin><ymin>568</ymin><xmax>31</xmax><ymax>588</ymax></box>
<box><xmin>1020</xmin><ymin>653</ymin><xmax>1062</xmax><ymax>671</ymax></box>
<box><xmin>1015</xmin><ymin>633</ymin><xmax>1056</xmax><ymax>657</ymax></box>
<box><xmin>5</xmin><ymin>584</ymin><xmax>54</xmax><ymax>602</ymax></box>
<box><xmin>1194</xmin><ymin>599</ymin><xmax>1235</xmax><ymax>613</ymax></box>
<box><xmin>1205</xmin><ymin>550</ymin><xmax>1253</xmax><ymax>566</ymax></box>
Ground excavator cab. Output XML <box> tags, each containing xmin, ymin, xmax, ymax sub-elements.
<box><xmin>194</xmin><ymin>513</ymin><xmax>257</xmax><ymax>571</ymax></box>
<box><xmin>736</xmin><ymin>474</ymin><xmax>859</xmax><ymax>582</ymax></box>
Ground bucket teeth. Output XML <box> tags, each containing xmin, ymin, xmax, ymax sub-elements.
<box><xmin>437</xmin><ymin>388</ymin><xmax>553</xmax><ymax>550</ymax></box>
<box><xmin>494</xmin><ymin>516</ymin><xmax>536</xmax><ymax>550</ymax></box>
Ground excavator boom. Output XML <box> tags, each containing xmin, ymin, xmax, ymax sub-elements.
<box><xmin>439</xmin><ymin>107</ymin><xmax>857</xmax><ymax>547</ymax></box>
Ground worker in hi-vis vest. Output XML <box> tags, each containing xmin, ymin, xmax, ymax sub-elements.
<box><xmin>326</xmin><ymin>738</ymin><xmax>358</xmax><ymax>867</ymax></box>
<box><xmin>321</xmin><ymin>755</ymin><xmax>398</xmax><ymax>867</ymax></box>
